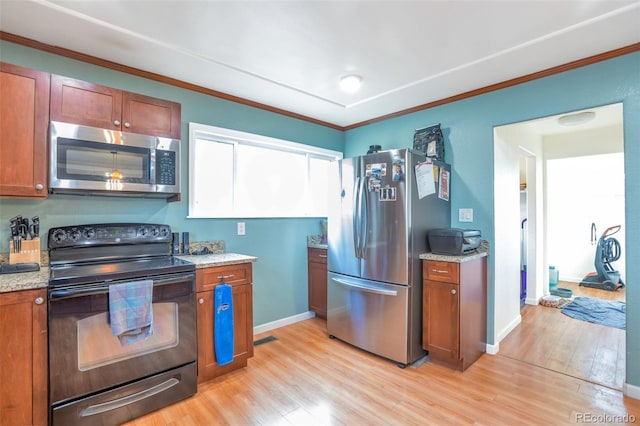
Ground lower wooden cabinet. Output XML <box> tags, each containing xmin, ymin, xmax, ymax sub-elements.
<box><xmin>422</xmin><ymin>257</ymin><xmax>487</xmax><ymax>371</ymax></box>
<box><xmin>0</xmin><ymin>288</ymin><xmax>47</xmax><ymax>426</ymax></box>
<box><xmin>307</xmin><ymin>247</ymin><xmax>327</xmax><ymax>319</ymax></box>
<box><xmin>196</xmin><ymin>263</ymin><xmax>254</xmax><ymax>383</ymax></box>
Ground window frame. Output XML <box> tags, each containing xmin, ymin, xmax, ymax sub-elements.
<box><xmin>188</xmin><ymin>122</ymin><xmax>342</xmax><ymax>218</ymax></box>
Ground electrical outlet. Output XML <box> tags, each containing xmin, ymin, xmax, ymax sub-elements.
<box><xmin>237</xmin><ymin>222</ymin><xmax>246</xmax><ymax>235</ymax></box>
<box><xmin>459</xmin><ymin>208</ymin><xmax>474</xmax><ymax>222</ymax></box>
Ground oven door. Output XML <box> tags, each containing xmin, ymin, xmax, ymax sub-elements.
<box><xmin>48</xmin><ymin>271</ymin><xmax>197</xmax><ymax>406</ymax></box>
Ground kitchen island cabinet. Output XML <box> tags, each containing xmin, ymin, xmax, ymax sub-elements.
<box><xmin>0</xmin><ymin>288</ymin><xmax>47</xmax><ymax>426</ymax></box>
<box><xmin>422</xmin><ymin>255</ymin><xmax>487</xmax><ymax>371</ymax></box>
<box><xmin>50</xmin><ymin>74</ymin><xmax>181</xmax><ymax>139</ymax></box>
<box><xmin>196</xmin><ymin>262</ymin><xmax>254</xmax><ymax>383</ymax></box>
<box><xmin>307</xmin><ymin>247</ymin><xmax>327</xmax><ymax>319</ymax></box>
<box><xmin>0</xmin><ymin>63</ymin><xmax>49</xmax><ymax>198</ymax></box>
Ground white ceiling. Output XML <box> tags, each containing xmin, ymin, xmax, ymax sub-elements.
<box><xmin>1</xmin><ymin>1</ymin><xmax>639</xmax><ymax>128</ymax></box>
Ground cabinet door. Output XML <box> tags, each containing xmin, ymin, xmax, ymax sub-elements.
<box><xmin>50</xmin><ymin>74</ymin><xmax>122</xmax><ymax>130</ymax></box>
<box><xmin>308</xmin><ymin>248</ymin><xmax>327</xmax><ymax>319</ymax></box>
<box><xmin>0</xmin><ymin>63</ymin><xmax>49</xmax><ymax>197</ymax></box>
<box><xmin>122</xmin><ymin>92</ymin><xmax>181</xmax><ymax>139</ymax></box>
<box><xmin>423</xmin><ymin>280</ymin><xmax>459</xmax><ymax>361</ymax></box>
<box><xmin>197</xmin><ymin>283</ymin><xmax>253</xmax><ymax>383</ymax></box>
<box><xmin>0</xmin><ymin>289</ymin><xmax>47</xmax><ymax>426</ymax></box>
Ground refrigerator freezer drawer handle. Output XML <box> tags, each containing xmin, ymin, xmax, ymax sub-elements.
<box><xmin>332</xmin><ymin>277</ymin><xmax>398</xmax><ymax>296</ymax></box>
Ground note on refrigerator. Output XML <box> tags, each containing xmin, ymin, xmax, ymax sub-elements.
<box><xmin>415</xmin><ymin>161</ymin><xmax>435</xmax><ymax>199</ymax></box>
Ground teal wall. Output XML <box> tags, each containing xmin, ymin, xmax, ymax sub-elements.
<box><xmin>0</xmin><ymin>41</ymin><xmax>345</xmax><ymax>327</ymax></box>
<box><xmin>2</xmin><ymin>40</ymin><xmax>639</xmax><ymax>389</ymax></box>
<box><xmin>344</xmin><ymin>52</ymin><xmax>640</xmax><ymax>388</ymax></box>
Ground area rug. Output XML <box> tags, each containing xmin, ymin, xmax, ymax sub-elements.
<box><xmin>561</xmin><ymin>297</ymin><xmax>626</xmax><ymax>329</ymax></box>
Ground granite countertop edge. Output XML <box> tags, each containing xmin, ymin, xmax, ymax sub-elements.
<box><xmin>0</xmin><ymin>267</ymin><xmax>50</xmax><ymax>294</ymax></box>
<box><xmin>419</xmin><ymin>241</ymin><xmax>490</xmax><ymax>263</ymax></box>
<box><xmin>419</xmin><ymin>250</ymin><xmax>488</xmax><ymax>263</ymax></box>
<box><xmin>307</xmin><ymin>235</ymin><xmax>328</xmax><ymax>250</ymax></box>
<box><xmin>176</xmin><ymin>252</ymin><xmax>258</xmax><ymax>269</ymax></box>
<box><xmin>0</xmin><ymin>253</ymin><xmax>258</xmax><ymax>293</ymax></box>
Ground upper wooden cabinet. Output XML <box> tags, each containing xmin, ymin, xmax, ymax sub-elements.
<box><xmin>50</xmin><ymin>74</ymin><xmax>181</xmax><ymax>139</ymax></box>
<box><xmin>0</xmin><ymin>63</ymin><xmax>50</xmax><ymax>198</ymax></box>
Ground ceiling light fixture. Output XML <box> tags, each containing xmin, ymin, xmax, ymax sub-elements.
<box><xmin>339</xmin><ymin>74</ymin><xmax>362</xmax><ymax>93</ymax></box>
<box><xmin>557</xmin><ymin>111</ymin><xmax>596</xmax><ymax>126</ymax></box>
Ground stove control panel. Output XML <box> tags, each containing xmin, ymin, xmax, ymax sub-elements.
<box><xmin>48</xmin><ymin>223</ymin><xmax>172</xmax><ymax>249</ymax></box>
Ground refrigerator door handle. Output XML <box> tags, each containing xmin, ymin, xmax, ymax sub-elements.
<box><xmin>352</xmin><ymin>177</ymin><xmax>361</xmax><ymax>258</ymax></box>
<box><xmin>359</xmin><ymin>175</ymin><xmax>368</xmax><ymax>258</ymax></box>
<box><xmin>331</xmin><ymin>277</ymin><xmax>398</xmax><ymax>296</ymax></box>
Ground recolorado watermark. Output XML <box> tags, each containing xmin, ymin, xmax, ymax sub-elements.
<box><xmin>576</xmin><ymin>413</ymin><xmax>636</xmax><ymax>423</ymax></box>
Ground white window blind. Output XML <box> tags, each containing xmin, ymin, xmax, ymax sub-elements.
<box><xmin>188</xmin><ymin>123</ymin><xmax>342</xmax><ymax>218</ymax></box>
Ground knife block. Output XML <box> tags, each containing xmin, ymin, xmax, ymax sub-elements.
<box><xmin>9</xmin><ymin>237</ymin><xmax>41</xmax><ymax>265</ymax></box>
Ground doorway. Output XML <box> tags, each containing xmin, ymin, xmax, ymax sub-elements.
<box><xmin>493</xmin><ymin>102</ymin><xmax>626</xmax><ymax>390</ymax></box>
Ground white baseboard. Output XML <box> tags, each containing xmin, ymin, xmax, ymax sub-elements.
<box><xmin>624</xmin><ymin>382</ymin><xmax>640</xmax><ymax>400</ymax></box>
<box><xmin>486</xmin><ymin>315</ymin><xmax>522</xmax><ymax>355</ymax></box>
<box><xmin>253</xmin><ymin>311</ymin><xmax>316</xmax><ymax>335</ymax></box>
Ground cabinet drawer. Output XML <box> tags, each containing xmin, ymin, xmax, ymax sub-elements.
<box><xmin>308</xmin><ymin>247</ymin><xmax>327</xmax><ymax>264</ymax></box>
<box><xmin>196</xmin><ymin>263</ymin><xmax>253</xmax><ymax>292</ymax></box>
<box><xmin>424</xmin><ymin>260</ymin><xmax>459</xmax><ymax>284</ymax></box>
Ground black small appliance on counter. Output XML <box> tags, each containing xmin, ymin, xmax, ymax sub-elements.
<box><xmin>427</xmin><ymin>228</ymin><xmax>481</xmax><ymax>255</ymax></box>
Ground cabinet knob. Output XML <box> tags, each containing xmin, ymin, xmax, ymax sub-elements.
<box><xmin>451</xmin><ymin>289</ymin><xmax>457</xmax><ymax>295</ymax></box>
<box><xmin>35</xmin><ymin>297</ymin><xmax>44</xmax><ymax>305</ymax></box>
<box><xmin>35</xmin><ymin>183</ymin><xmax>44</xmax><ymax>191</ymax></box>
<box><xmin>198</xmin><ymin>298</ymin><xmax>204</xmax><ymax>304</ymax></box>
<box><xmin>114</xmin><ymin>120</ymin><xmax>121</xmax><ymax>127</ymax></box>
<box><xmin>124</xmin><ymin>122</ymin><xmax>131</xmax><ymax>128</ymax></box>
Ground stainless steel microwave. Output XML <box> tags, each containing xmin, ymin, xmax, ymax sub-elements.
<box><xmin>49</xmin><ymin>121</ymin><xmax>180</xmax><ymax>197</ymax></box>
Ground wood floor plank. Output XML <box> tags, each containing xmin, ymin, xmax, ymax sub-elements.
<box><xmin>499</xmin><ymin>280</ymin><xmax>626</xmax><ymax>390</ymax></box>
<box><xmin>123</xmin><ymin>311</ymin><xmax>638</xmax><ymax>426</ymax></box>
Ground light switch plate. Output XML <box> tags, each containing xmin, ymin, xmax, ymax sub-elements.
<box><xmin>237</xmin><ymin>222</ymin><xmax>246</xmax><ymax>235</ymax></box>
<box><xmin>459</xmin><ymin>208</ymin><xmax>474</xmax><ymax>222</ymax></box>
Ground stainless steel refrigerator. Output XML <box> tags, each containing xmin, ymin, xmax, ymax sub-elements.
<box><xmin>327</xmin><ymin>148</ymin><xmax>451</xmax><ymax>366</ymax></box>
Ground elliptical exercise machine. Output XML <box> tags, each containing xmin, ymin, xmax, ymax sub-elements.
<box><xmin>579</xmin><ymin>224</ymin><xmax>625</xmax><ymax>291</ymax></box>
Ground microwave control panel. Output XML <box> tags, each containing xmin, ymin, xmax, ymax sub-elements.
<box><xmin>156</xmin><ymin>150</ymin><xmax>177</xmax><ymax>185</ymax></box>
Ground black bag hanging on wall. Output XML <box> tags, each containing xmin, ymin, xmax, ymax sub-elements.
<box><xmin>413</xmin><ymin>124</ymin><xmax>444</xmax><ymax>161</ymax></box>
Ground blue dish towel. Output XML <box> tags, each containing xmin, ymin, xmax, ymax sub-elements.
<box><xmin>214</xmin><ymin>284</ymin><xmax>234</xmax><ymax>366</ymax></box>
<box><xmin>109</xmin><ymin>279</ymin><xmax>154</xmax><ymax>346</ymax></box>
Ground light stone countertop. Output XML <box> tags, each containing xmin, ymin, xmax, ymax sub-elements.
<box><xmin>176</xmin><ymin>252</ymin><xmax>258</xmax><ymax>269</ymax></box>
<box><xmin>419</xmin><ymin>240</ymin><xmax>489</xmax><ymax>263</ymax></box>
<box><xmin>307</xmin><ymin>235</ymin><xmax>328</xmax><ymax>250</ymax></box>
<box><xmin>0</xmin><ymin>266</ymin><xmax>49</xmax><ymax>293</ymax></box>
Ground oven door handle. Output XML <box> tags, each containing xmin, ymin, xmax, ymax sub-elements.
<box><xmin>49</xmin><ymin>272</ymin><xmax>195</xmax><ymax>300</ymax></box>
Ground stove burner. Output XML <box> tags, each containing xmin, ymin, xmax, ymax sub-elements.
<box><xmin>48</xmin><ymin>223</ymin><xmax>194</xmax><ymax>287</ymax></box>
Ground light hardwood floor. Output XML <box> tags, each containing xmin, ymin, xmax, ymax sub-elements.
<box><xmin>126</xmin><ymin>287</ymin><xmax>638</xmax><ymax>426</ymax></box>
<box><xmin>499</xmin><ymin>280</ymin><xmax>626</xmax><ymax>390</ymax></box>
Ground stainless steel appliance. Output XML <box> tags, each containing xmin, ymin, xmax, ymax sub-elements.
<box><xmin>49</xmin><ymin>121</ymin><xmax>180</xmax><ymax>197</ymax></box>
<box><xmin>327</xmin><ymin>149</ymin><xmax>450</xmax><ymax>366</ymax></box>
<box><xmin>47</xmin><ymin>223</ymin><xmax>196</xmax><ymax>425</ymax></box>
